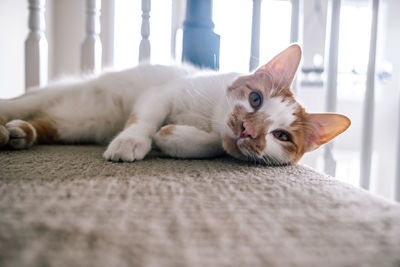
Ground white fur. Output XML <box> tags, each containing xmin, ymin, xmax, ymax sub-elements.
<box><xmin>153</xmin><ymin>125</ymin><xmax>223</xmax><ymax>158</ymax></box>
<box><xmin>261</xmin><ymin>96</ymin><xmax>296</xmax><ymax>130</ymax></box>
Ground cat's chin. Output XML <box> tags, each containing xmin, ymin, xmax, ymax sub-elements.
<box><xmin>221</xmin><ymin>133</ymin><xmax>243</xmax><ymax>159</ymax></box>
<box><xmin>221</xmin><ymin>133</ymin><xmax>293</xmax><ymax>165</ymax></box>
<box><xmin>221</xmin><ymin>133</ymin><xmax>259</xmax><ymax>161</ymax></box>
<box><xmin>221</xmin><ymin>134</ymin><xmax>261</xmax><ymax>162</ymax></box>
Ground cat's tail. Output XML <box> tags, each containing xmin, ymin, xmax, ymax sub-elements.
<box><xmin>0</xmin><ymin>90</ymin><xmax>50</xmax><ymax>122</ymax></box>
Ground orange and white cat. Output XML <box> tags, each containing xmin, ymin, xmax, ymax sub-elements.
<box><xmin>0</xmin><ymin>45</ymin><xmax>350</xmax><ymax>165</ymax></box>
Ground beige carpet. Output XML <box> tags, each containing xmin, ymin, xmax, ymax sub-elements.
<box><xmin>0</xmin><ymin>145</ymin><xmax>399</xmax><ymax>267</ymax></box>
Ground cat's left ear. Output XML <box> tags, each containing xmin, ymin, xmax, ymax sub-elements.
<box><xmin>255</xmin><ymin>44</ymin><xmax>302</xmax><ymax>89</ymax></box>
<box><xmin>305</xmin><ymin>113</ymin><xmax>351</xmax><ymax>152</ymax></box>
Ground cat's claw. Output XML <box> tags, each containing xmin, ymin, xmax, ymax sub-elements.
<box><xmin>103</xmin><ymin>135</ymin><xmax>151</xmax><ymax>162</ymax></box>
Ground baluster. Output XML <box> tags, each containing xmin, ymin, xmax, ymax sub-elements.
<box><xmin>360</xmin><ymin>0</ymin><xmax>380</xmax><ymax>190</ymax></box>
<box><xmin>396</xmin><ymin>99</ymin><xmax>400</xmax><ymax>201</ymax></box>
<box><xmin>101</xmin><ymin>0</ymin><xmax>115</xmax><ymax>67</ymax></box>
<box><xmin>139</xmin><ymin>0</ymin><xmax>151</xmax><ymax>62</ymax></box>
<box><xmin>25</xmin><ymin>0</ymin><xmax>48</xmax><ymax>90</ymax></box>
<box><xmin>290</xmin><ymin>0</ymin><xmax>300</xmax><ymax>44</ymax></box>
<box><xmin>323</xmin><ymin>0</ymin><xmax>341</xmax><ymax>176</ymax></box>
<box><xmin>290</xmin><ymin>0</ymin><xmax>301</xmax><ymax>93</ymax></box>
<box><xmin>81</xmin><ymin>0</ymin><xmax>102</xmax><ymax>73</ymax></box>
<box><xmin>249</xmin><ymin>0</ymin><xmax>261</xmax><ymax>72</ymax></box>
<box><xmin>171</xmin><ymin>0</ymin><xmax>185</xmax><ymax>59</ymax></box>
<box><xmin>181</xmin><ymin>0</ymin><xmax>219</xmax><ymax>70</ymax></box>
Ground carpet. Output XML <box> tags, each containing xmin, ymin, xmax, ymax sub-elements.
<box><xmin>0</xmin><ymin>145</ymin><xmax>399</xmax><ymax>267</ymax></box>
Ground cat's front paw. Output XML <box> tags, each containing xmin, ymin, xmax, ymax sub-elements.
<box><xmin>103</xmin><ymin>135</ymin><xmax>151</xmax><ymax>162</ymax></box>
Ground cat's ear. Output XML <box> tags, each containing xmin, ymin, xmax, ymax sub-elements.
<box><xmin>255</xmin><ymin>44</ymin><xmax>302</xmax><ymax>89</ymax></box>
<box><xmin>305</xmin><ymin>113</ymin><xmax>351</xmax><ymax>152</ymax></box>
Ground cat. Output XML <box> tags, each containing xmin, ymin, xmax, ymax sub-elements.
<box><xmin>0</xmin><ymin>44</ymin><xmax>350</xmax><ymax>165</ymax></box>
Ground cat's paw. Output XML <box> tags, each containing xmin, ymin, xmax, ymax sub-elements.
<box><xmin>103</xmin><ymin>135</ymin><xmax>151</xmax><ymax>162</ymax></box>
<box><xmin>5</xmin><ymin>120</ymin><xmax>37</xmax><ymax>149</ymax></box>
<box><xmin>0</xmin><ymin>116</ymin><xmax>9</xmax><ymax>148</ymax></box>
<box><xmin>0</xmin><ymin>125</ymin><xmax>9</xmax><ymax>148</ymax></box>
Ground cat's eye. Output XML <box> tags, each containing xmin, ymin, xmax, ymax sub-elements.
<box><xmin>273</xmin><ymin>130</ymin><xmax>292</xmax><ymax>142</ymax></box>
<box><xmin>249</xmin><ymin>91</ymin><xmax>263</xmax><ymax>109</ymax></box>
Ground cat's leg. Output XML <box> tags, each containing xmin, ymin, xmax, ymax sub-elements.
<box><xmin>4</xmin><ymin>117</ymin><xmax>58</xmax><ymax>149</ymax></box>
<box><xmin>103</xmin><ymin>113</ymin><xmax>152</xmax><ymax>161</ymax></box>
<box><xmin>153</xmin><ymin>125</ymin><xmax>224</xmax><ymax>158</ymax></box>
<box><xmin>103</xmin><ymin>89</ymin><xmax>172</xmax><ymax>162</ymax></box>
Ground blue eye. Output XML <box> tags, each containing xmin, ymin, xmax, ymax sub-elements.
<box><xmin>249</xmin><ymin>91</ymin><xmax>263</xmax><ymax>109</ymax></box>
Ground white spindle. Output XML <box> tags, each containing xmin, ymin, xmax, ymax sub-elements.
<box><xmin>323</xmin><ymin>0</ymin><xmax>341</xmax><ymax>176</ymax></box>
<box><xmin>139</xmin><ymin>0</ymin><xmax>151</xmax><ymax>62</ymax></box>
<box><xmin>101</xmin><ymin>0</ymin><xmax>115</xmax><ymax>67</ymax></box>
<box><xmin>396</xmin><ymin>96</ymin><xmax>400</xmax><ymax>201</ymax></box>
<box><xmin>290</xmin><ymin>0</ymin><xmax>301</xmax><ymax>93</ymax></box>
<box><xmin>81</xmin><ymin>0</ymin><xmax>102</xmax><ymax>73</ymax></box>
<box><xmin>25</xmin><ymin>0</ymin><xmax>48</xmax><ymax>90</ymax></box>
<box><xmin>249</xmin><ymin>0</ymin><xmax>261</xmax><ymax>72</ymax></box>
<box><xmin>360</xmin><ymin>0</ymin><xmax>380</xmax><ymax>190</ymax></box>
<box><xmin>290</xmin><ymin>0</ymin><xmax>300</xmax><ymax>44</ymax></box>
<box><xmin>171</xmin><ymin>0</ymin><xmax>185</xmax><ymax>59</ymax></box>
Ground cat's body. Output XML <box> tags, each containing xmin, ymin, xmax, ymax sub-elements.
<box><xmin>0</xmin><ymin>64</ymin><xmax>197</xmax><ymax>143</ymax></box>
<box><xmin>0</xmin><ymin>45</ymin><xmax>351</xmax><ymax>164</ymax></box>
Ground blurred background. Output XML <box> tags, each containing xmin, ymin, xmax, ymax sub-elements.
<box><xmin>0</xmin><ymin>0</ymin><xmax>399</xmax><ymax>201</ymax></box>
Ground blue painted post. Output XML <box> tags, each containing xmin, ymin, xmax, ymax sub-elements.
<box><xmin>182</xmin><ymin>0</ymin><xmax>220</xmax><ymax>70</ymax></box>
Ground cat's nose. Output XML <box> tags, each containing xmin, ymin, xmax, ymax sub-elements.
<box><xmin>240</xmin><ymin>122</ymin><xmax>256</xmax><ymax>139</ymax></box>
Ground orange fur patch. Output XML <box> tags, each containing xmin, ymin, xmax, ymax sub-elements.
<box><xmin>239</xmin><ymin>136</ymin><xmax>266</xmax><ymax>157</ymax></box>
<box><xmin>0</xmin><ymin>126</ymin><xmax>9</xmax><ymax>147</ymax></box>
<box><xmin>158</xmin><ymin>125</ymin><xmax>176</xmax><ymax>137</ymax></box>
<box><xmin>221</xmin><ymin>134</ymin><xmax>242</xmax><ymax>159</ymax></box>
<box><xmin>226</xmin><ymin>104</ymin><xmax>270</xmax><ymax>156</ymax></box>
<box><xmin>0</xmin><ymin>115</ymin><xmax>6</xmax><ymax>126</ymax></box>
<box><xmin>287</xmin><ymin>106</ymin><xmax>311</xmax><ymax>164</ymax></box>
<box><xmin>18</xmin><ymin>122</ymin><xmax>36</xmax><ymax>144</ymax></box>
<box><xmin>29</xmin><ymin>117</ymin><xmax>59</xmax><ymax>144</ymax></box>
<box><xmin>227</xmin><ymin>105</ymin><xmax>247</xmax><ymax>136</ymax></box>
<box><xmin>124</xmin><ymin>114</ymin><xmax>137</xmax><ymax>129</ymax></box>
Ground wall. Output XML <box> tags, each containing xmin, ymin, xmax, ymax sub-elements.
<box><xmin>0</xmin><ymin>0</ymin><xmax>29</xmax><ymax>98</ymax></box>
<box><xmin>0</xmin><ymin>0</ymin><xmax>113</xmax><ymax>99</ymax></box>
<box><xmin>0</xmin><ymin>0</ymin><xmax>82</xmax><ymax>97</ymax></box>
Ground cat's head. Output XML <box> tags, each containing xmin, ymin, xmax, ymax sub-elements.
<box><xmin>221</xmin><ymin>44</ymin><xmax>350</xmax><ymax>165</ymax></box>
